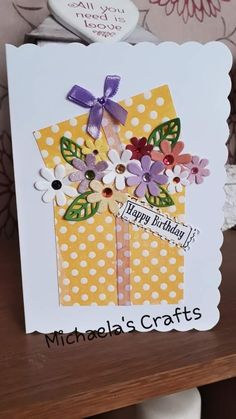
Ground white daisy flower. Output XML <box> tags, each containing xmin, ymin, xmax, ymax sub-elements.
<box><xmin>103</xmin><ymin>149</ymin><xmax>132</xmax><ymax>191</ymax></box>
<box><xmin>165</xmin><ymin>165</ymin><xmax>189</xmax><ymax>194</ymax></box>
<box><xmin>35</xmin><ymin>164</ymin><xmax>77</xmax><ymax>206</ymax></box>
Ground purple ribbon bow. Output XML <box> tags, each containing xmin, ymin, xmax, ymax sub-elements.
<box><xmin>67</xmin><ymin>75</ymin><xmax>128</xmax><ymax>140</ymax></box>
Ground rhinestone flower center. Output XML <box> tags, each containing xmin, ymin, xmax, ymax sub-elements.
<box><xmin>102</xmin><ymin>187</ymin><xmax>113</xmax><ymax>198</ymax></box>
<box><xmin>85</xmin><ymin>170</ymin><xmax>95</xmax><ymax>180</ymax></box>
<box><xmin>191</xmin><ymin>167</ymin><xmax>199</xmax><ymax>174</ymax></box>
<box><xmin>51</xmin><ymin>180</ymin><xmax>62</xmax><ymax>190</ymax></box>
<box><xmin>93</xmin><ymin>149</ymin><xmax>99</xmax><ymax>156</ymax></box>
<box><xmin>173</xmin><ymin>176</ymin><xmax>180</xmax><ymax>184</ymax></box>
<box><xmin>115</xmin><ymin>164</ymin><xmax>126</xmax><ymax>174</ymax></box>
<box><xmin>163</xmin><ymin>154</ymin><xmax>174</xmax><ymax>166</ymax></box>
<box><xmin>142</xmin><ymin>172</ymin><xmax>151</xmax><ymax>182</ymax></box>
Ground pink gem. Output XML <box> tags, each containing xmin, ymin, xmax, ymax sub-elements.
<box><xmin>163</xmin><ymin>154</ymin><xmax>174</xmax><ymax>165</ymax></box>
<box><xmin>191</xmin><ymin>167</ymin><xmax>199</xmax><ymax>174</ymax></box>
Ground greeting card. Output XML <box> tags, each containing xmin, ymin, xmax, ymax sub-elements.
<box><xmin>6</xmin><ymin>42</ymin><xmax>231</xmax><ymax>333</ymax></box>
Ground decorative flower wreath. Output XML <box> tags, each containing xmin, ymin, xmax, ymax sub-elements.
<box><xmin>35</xmin><ymin>117</ymin><xmax>210</xmax><ymax>222</ymax></box>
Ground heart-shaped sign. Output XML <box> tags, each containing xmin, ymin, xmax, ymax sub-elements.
<box><xmin>48</xmin><ymin>0</ymin><xmax>139</xmax><ymax>43</ymax></box>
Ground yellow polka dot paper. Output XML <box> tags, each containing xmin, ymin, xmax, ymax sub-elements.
<box><xmin>35</xmin><ymin>85</ymin><xmax>185</xmax><ymax>307</ymax></box>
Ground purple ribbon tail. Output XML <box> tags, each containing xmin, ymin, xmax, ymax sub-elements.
<box><xmin>105</xmin><ymin>99</ymin><xmax>128</xmax><ymax>126</ymax></box>
<box><xmin>87</xmin><ymin>102</ymin><xmax>103</xmax><ymax>139</ymax></box>
<box><xmin>67</xmin><ymin>85</ymin><xmax>95</xmax><ymax>108</ymax></box>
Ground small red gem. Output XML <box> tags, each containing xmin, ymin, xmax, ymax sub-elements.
<box><xmin>102</xmin><ymin>187</ymin><xmax>113</xmax><ymax>198</ymax></box>
<box><xmin>173</xmin><ymin>177</ymin><xmax>180</xmax><ymax>184</ymax></box>
<box><xmin>191</xmin><ymin>167</ymin><xmax>199</xmax><ymax>174</ymax></box>
<box><xmin>163</xmin><ymin>154</ymin><xmax>174</xmax><ymax>165</ymax></box>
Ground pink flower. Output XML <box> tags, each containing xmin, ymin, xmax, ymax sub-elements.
<box><xmin>149</xmin><ymin>0</ymin><xmax>229</xmax><ymax>23</ymax></box>
<box><xmin>185</xmin><ymin>156</ymin><xmax>210</xmax><ymax>184</ymax></box>
<box><xmin>151</xmin><ymin>140</ymin><xmax>191</xmax><ymax>169</ymax></box>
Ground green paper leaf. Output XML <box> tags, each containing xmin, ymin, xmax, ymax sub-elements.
<box><xmin>64</xmin><ymin>191</ymin><xmax>99</xmax><ymax>222</ymax></box>
<box><xmin>147</xmin><ymin>118</ymin><xmax>181</xmax><ymax>148</ymax></box>
<box><xmin>60</xmin><ymin>136</ymin><xmax>83</xmax><ymax>165</ymax></box>
<box><xmin>145</xmin><ymin>186</ymin><xmax>175</xmax><ymax>208</ymax></box>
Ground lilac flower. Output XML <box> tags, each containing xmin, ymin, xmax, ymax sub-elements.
<box><xmin>127</xmin><ymin>155</ymin><xmax>168</xmax><ymax>198</ymax></box>
<box><xmin>185</xmin><ymin>156</ymin><xmax>210</xmax><ymax>184</ymax></box>
<box><xmin>69</xmin><ymin>154</ymin><xmax>108</xmax><ymax>193</ymax></box>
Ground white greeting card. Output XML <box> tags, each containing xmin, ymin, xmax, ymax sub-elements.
<box><xmin>6</xmin><ymin>42</ymin><xmax>231</xmax><ymax>333</ymax></box>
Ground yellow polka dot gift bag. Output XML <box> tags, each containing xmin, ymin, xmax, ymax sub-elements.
<box><xmin>34</xmin><ymin>81</ymin><xmax>198</xmax><ymax>307</ymax></box>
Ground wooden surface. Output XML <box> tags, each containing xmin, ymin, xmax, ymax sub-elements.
<box><xmin>0</xmin><ymin>231</ymin><xmax>236</xmax><ymax>418</ymax></box>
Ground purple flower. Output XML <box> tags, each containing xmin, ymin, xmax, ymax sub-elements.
<box><xmin>127</xmin><ymin>155</ymin><xmax>168</xmax><ymax>198</ymax></box>
<box><xmin>69</xmin><ymin>154</ymin><xmax>108</xmax><ymax>193</ymax></box>
<box><xmin>185</xmin><ymin>156</ymin><xmax>210</xmax><ymax>184</ymax></box>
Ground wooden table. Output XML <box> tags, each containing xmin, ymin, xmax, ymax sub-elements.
<box><xmin>0</xmin><ymin>231</ymin><xmax>236</xmax><ymax>418</ymax></box>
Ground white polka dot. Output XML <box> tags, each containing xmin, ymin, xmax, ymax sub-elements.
<box><xmin>90</xmin><ymin>302</ymin><xmax>98</xmax><ymax>306</ymax></box>
<box><xmin>97</xmin><ymin>242</ymin><xmax>105</xmax><ymax>250</ymax></box>
<box><xmin>162</xmin><ymin>117</ymin><xmax>170</xmax><ymax>123</ymax></box>
<box><xmin>142</xmin><ymin>267</ymin><xmax>150</xmax><ymax>274</ymax></box>
<box><xmin>107</xmin><ymin>285</ymin><xmax>115</xmax><ymax>292</ymax></box>
<box><xmin>143</xmin><ymin>300</ymin><xmax>150</xmax><ymax>305</ymax></box>
<box><xmin>144</xmin><ymin>91</ymin><xmax>152</xmax><ymax>99</ymax></box>
<box><xmin>70</xmin><ymin>118</ymin><xmax>78</xmax><ymax>127</ymax></box>
<box><xmin>156</xmin><ymin>97</ymin><xmax>165</xmax><ymax>106</ymax></box>
<box><xmin>142</xmin><ymin>250</ymin><xmax>149</xmax><ymax>257</ymax></box>
<box><xmin>118</xmin><ymin>276</ymin><xmax>123</xmax><ymax>283</ymax></box>
<box><xmin>81</xmin><ymin>277</ymin><xmax>88</xmax><ymax>284</ymax></box>
<box><xmin>106</xmin><ymin>251</ymin><xmax>114</xmax><ymax>258</ymax></box>
<box><xmin>137</xmin><ymin>104</ymin><xmax>145</xmax><ymax>113</ymax></box>
<box><xmin>87</xmin><ymin>217</ymin><xmax>95</xmax><ymax>224</ymax></box>
<box><xmin>160</xmin><ymin>283</ymin><xmax>167</xmax><ymax>290</ymax></box>
<box><xmin>105</xmin><ymin>216</ymin><xmax>112</xmax><ymax>224</ymax></box>
<box><xmin>34</xmin><ymin>131</ymin><xmax>41</xmax><ymax>139</ymax></box>
<box><xmin>151</xmin><ymin>275</ymin><xmax>159</xmax><ymax>282</ymax></box>
<box><xmin>178</xmin><ymin>266</ymin><xmax>184</xmax><ymax>273</ymax></box>
<box><xmin>168</xmin><ymin>205</ymin><xmax>176</xmax><ymax>213</ymax></box>
<box><xmin>80</xmin><ymin>260</ymin><xmax>87</xmax><ymax>267</ymax></box>
<box><xmin>72</xmin><ymin>286</ymin><xmax>79</xmax><ymax>294</ymax></box>
<box><xmin>53</xmin><ymin>156</ymin><xmax>61</xmax><ymax>164</ymax></box>
<box><xmin>41</xmin><ymin>149</ymin><xmax>48</xmax><ymax>158</ymax></box>
<box><xmin>51</xmin><ymin>124</ymin><xmax>59</xmax><ymax>133</ymax></box>
<box><xmin>178</xmin><ymin>196</ymin><xmax>185</xmax><ymax>204</ymax></box>
<box><xmin>63</xmin><ymin>278</ymin><xmax>70</xmax><ymax>285</ymax></box>
<box><xmin>124</xmin><ymin>233</ymin><xmax>131</xmax><ymax>240</ymax></box>
<box><xmin>178</xmin><ymin>282</ymin><xmax>184</xmax><ymax>289</ymax></box>
<box><xmin>160</xmin><ymin>249</ymin><xmax>167</xmax><ymax>256</ymax></box>
<box><xmin>178</xmin><ymin>299</ymin><xmax>184</xmax><ymax>305</ymax></box>
<box><xmin>89</xmin><ymin>252</ymin><xmax>96</xmax><ymax>259</ymax></box>
<box><xmin>132</xmin><ymin>224</ymin><xmax>139</xmax><ymax>231</ymax></box>
<box><xmin>169</xmin><ymin>274</ymin><xmax>176</xmax><ymax>282</ymax></box>
<box><xmin>143</xmin><ymin>124</ymin><xmax>152</xmax><ymax>133</ymax></box>
<box><xmin>60</xmin><ymin>226</ymin><xmax>67</xmax><ymax>234</ymax></box>
<box><xmin>106</xmin><ymin>233</ymin><xmax>113</xmax><ymax>241</ymax></box>
<box><xmin>169</xmin><ymin>291</ymin><xmax>176</xmax><ymax>298</ymax></box>
<box><xmin>70</xmin><ymin>252</ymin><xmax>78</xmax><ymax>260</ymax></box>
<box><xmin>125</xmin><ymin>284</ymin><xmax>132</xmax><ymax>291</ymax></box>
<box><xmin>177</xmin><ymin>215</ymin><xmax>185</xmax><ymax>223</ymax></box>
<box><xmin>150</xmin><ymin>111</ymin><xmax>158</xmax><ymax>119</ymax></box>
<box><xmin>151</xmin><ymin>241</ymin><xmax>158</xmax><ymax>248</ymax></box>
<box><xmin>131</xmin><ymin>117</ymin><xmax>139</xmax><ymax>127</ymax></box>
<box><xmin>118</xmin><ymin>293</ymin><xmax>124</xmax><ymax>300</ymax></box>
<box><xmin>78</xmin><ymin>226</ymin><xmax>86</xmax><ymax>233</ymax></box>
<box><xmin>63</xmin><ymin>295</ymin><xmax>71</xmax><ymax>302</ymax></box>
<box><xmin>71</xmin><ymin>269</ymin><xmax>79</xmax><ymax>276</ymax></box>
<box><xmin>133</xmin><ymin>258</ymin><xmax>141</xmax><ymax>266</ymax></box>
<box><xmin>89</xmin><ymin>269</ymin><xmax>96</xmax><ymax>276</ymax></box>
<box><xmin>88</xmin><ymin>234</ymin><xmax>95</xmax><ymax>241</ymax></box>
<box><xmin>151</xmin><ymin>258</ymin><xmax>158</xmax><ymax>265</ymax></box>
<box><xmin>117</xmin><ymin>259</ymin><xmax>123</xmax><ymax>266</ymax></box>
<box><xmin>134</xmin><ymin>275</ymin><xmax>141</xmax><ymax>283</ymax></box>
<box><xmin>169</xmin><ymin>258</ymin><xmax>176</xmax><ymax>265</ymax></box>
<box><xmin>82</xmin><ymin>124</ymin><xmax>87</xmax><ymax>132</ymax></box>
<box><xmin>117</xmin><ymin>242</ymin><xmax>122</xmax><ymax>249</ymax></box>
<box><xmin>81</xmin><ymin>294</ymin><xmax>88</xmax><ymax>301</ymax></box>
<box><xmin>160</xmin><ymin>266</ymin><xmax>167</xmax><ymax>273</ymax></box>
<box><xmin>98</xmin><ymin>259</ymin><xmax>105</xmax><ymax>267</ymax></box>
<box><xmin>58</xmin><ymin>208</ymin><xmax>65</xmax><ymax>216</ymax></box>
<box><xmin>161</xmin><ymin>299</ymin><xmax>168</xmax><ymax>305</ymax></box>
<box><xmin>99</xmin><ymin>293</ymin><xmax>106</xmax><ymax>301</ymax></box>
<box><xmin>108</xmin><ymin>137</ymin><xmax>115</xmax><ymax>146</ymax></box>
<box><xmin>178</xmin><ymin>248</ymin><xmax>185</xmax><ymax>256</ymax></box>
<box><xmin>113</xmin><ymin>124</ymin><xmax>120</xmax><ymax>133</ymax></box>
<box><xmin>107</xmin><ymin>268</ymin><xmax>114</xmax><ymax>275</ymax></box>
<box><xmin>62</xmin><ymin>261</ymin><xmax>69</xmax><ymax>268</ymax></box>
<box><xmin>142</xmin><ymin>232</ymin><xmax>149</xmax><ymax>240</ymax></box>
<box><xmin>125</xmin><ymin>98</ymin><xmax>133</xmax><ymax>106</ymax></box>
<box><xmin>152</xmin><ymin>292</ymin><xmax>159</xmax><ymax>299</ymax></box>
<box><xmin>125</xmin><ymin>267</ymin><xmax>131</xmax><ymax>275</ymax></box>
<box><xmin>69</xmin><ymin>235</ymin><xmax>77</xmax><ymax>242</ymax></box>
<box><xmin>134</xmin><ymin>292</ymin><xmax>141</xmax><ymax>299</ymax></box>
<box><xmin>61</xmin><ymin>244</ymin><xmax>68</xmax><ymax>251</ymax></box>
<box><xmin>64</xmin><ymin>130</ymin><xmax>72</xmax><ymax>139</ymax></box>
<box><xmin>133</xmin><ymin>241</ymin><xmax>140</xmax><ymax>249</ymax></box>
<box><xmin>79</xmin><ymin>243</ymin><xmax>86</xmax><ymax>250</ymax></box>
<box><xmin>75</xmin><ymin>138</ymin><xmax>84</xmax><ymax>147</ymax></box>
<box><xmin>125</xmin><ymin>130</ymin><xmax>133</xmax><ymax>140</ymax></box>
<box><xmin>115</xmin><ymin>224</ymin><xmax>122</xmax><ymax>232</ymax></box>
<box><xmin>143</xmin><ymin>283</ymin><xmax>150</xmax><ymax>291</ymax></box>
<box><xmin>99</xmin><ymin>277</ymin><xmax>106</xmax><ymax>284</ymax></box>
<box><xmin>169</xmin><ymin>242</ymin><xmax>176</xmax><ymax>248</ymax></box>
<box><xmin>90</xmin><ymin>285</ymin><xmax>97</xmax><ymax>292</ymax></box>
<box><xmin>46</xmin><ymin>137</ymin><xmax>54</xmax><ymax>146</ymax></box>
<box><xmin>124</xmin><ymin>250</ymin><xmax>131</xmax><ymax>257</ymax></box>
